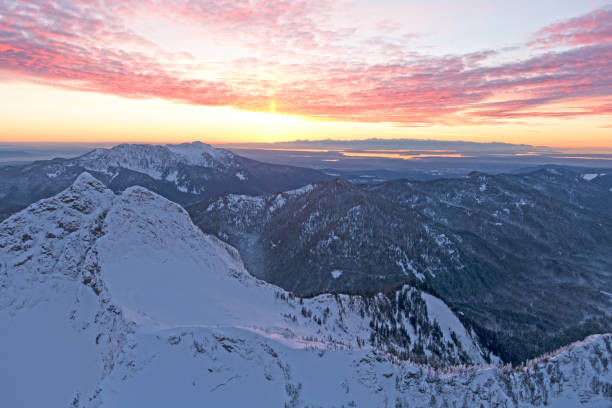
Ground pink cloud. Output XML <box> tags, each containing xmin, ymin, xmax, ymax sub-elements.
<box><xmin>0</xmin><ymin>1</ymin><xmax>610</xmax><ymax>126</ymax></box>
<box><xmin>531</xmin><ymin>6</ymin><xmax>612</xmax><ymax>48</ymax></box>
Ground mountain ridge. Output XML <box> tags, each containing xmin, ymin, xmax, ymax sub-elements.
<box><xmin>0</xmin><ymin>142</ymin><xmax>332</xmax><ymax>221</ymax></box>
<box><xmin>1</xmin><ymin>173</ymin><xmax>507</xmax><ymax>407</ymax></box>
<box><xmin>190</xmin><ymin>167</ymin><xmax>612</xmax><ymax>364</ymax></box>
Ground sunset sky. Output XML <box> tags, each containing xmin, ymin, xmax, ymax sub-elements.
<box><xmin>0</xmin><ymin>1</ymin><xmax>610</xmax><ymax>148</ymax></box>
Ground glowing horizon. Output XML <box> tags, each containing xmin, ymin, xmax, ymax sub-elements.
<box><xmin>0</xmin><ymin>1</ymin><xmax>610</xmax><ymax>148</ymax></box>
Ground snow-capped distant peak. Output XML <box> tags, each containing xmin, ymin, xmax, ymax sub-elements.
<box><xmin>72</xmin><ymin>142</ymin><xmax>235</xmax><ymax>182</ymax></box>
<box><xmin>166</xmin><ymin>141</ymin><xmax>233</xmax><ymax>166</ymax></box>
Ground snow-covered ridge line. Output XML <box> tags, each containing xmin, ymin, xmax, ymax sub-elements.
<box><xmin>515</xmin><ymin>333</ymin><xmax>611</xmax><ymax>371</ymax></box>
<box><xmin>74</xmin><ymin>141</ymin><xmax>234</xmax><ymax>183</ymax></box>
<box><xmin>205</xmin><ymin>182</ymin><xmax>321</xmax><ymax>217</ymax></box>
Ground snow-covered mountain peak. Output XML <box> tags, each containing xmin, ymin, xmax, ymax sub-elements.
<box><xmin>70</xmin><ymin>171</ymin><xmax>110</xmax><ymax>193</ymax></box>
<box><xmin>165</xmin><ymin>141</ymin><xmax>233</xmax><ymax>166</ymax></box>
<box><xmin>1</xmin><ymin>170</ymin><xmax>113</xmax><ymax>233</ymax></box>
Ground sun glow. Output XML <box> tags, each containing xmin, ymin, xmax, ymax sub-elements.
<box><xmin>341</xmin><ymin>152</ymin><xmax>467</xmax><ymax>160</ymax></box>
<box><xmin>0</xmin><ymin>80</ymin><xmax>610</xmax><ymax>148</ymax></box>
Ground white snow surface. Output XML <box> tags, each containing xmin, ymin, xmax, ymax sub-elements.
<box><xmin>582</xmin><ymin>173</ymin><xmax>601</xmax><ymax>181</ymax></box>
<box><xmin>284</xmin><ymin>183</ymin><xmax>315</xmax><ymax>196</ymax></box>
<box><xmin>1</xmin><ymin>173</ymin><xmax>610</xmax><ymax>407</ymax></box>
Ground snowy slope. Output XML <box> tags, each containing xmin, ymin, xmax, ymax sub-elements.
<box><xmin>100</xmin><ymin>331</ymin><xmax>612</xmax><ymax>408</ymax></box>
<box><xmin>0</xmin><ymin>174</ymin><xmax>120</xmax><ymax>408</ymax></box>
<box><xmin>0</xmin><ymin>174</ymin><xmax>610</xmax><ymax>407</ymax></box>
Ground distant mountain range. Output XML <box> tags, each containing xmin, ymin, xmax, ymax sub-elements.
<box><xmin>216</xmin><ymin>139</ymin><xmax>612</xmax><ymax>179</ymax></box>
<box><xmin>1</xmin><ymin>174</ymin><xmax>610</xmax><ymax>407</ymax></box>
<box><xmin>190</xmin><ymin>167</ymin><xmax>612</xmax><ymax>364</ymax></box>
<box><xmin>0</xmin><ymin>142</ymin><xmax>331</xmax><ymax>221</ymax></box>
